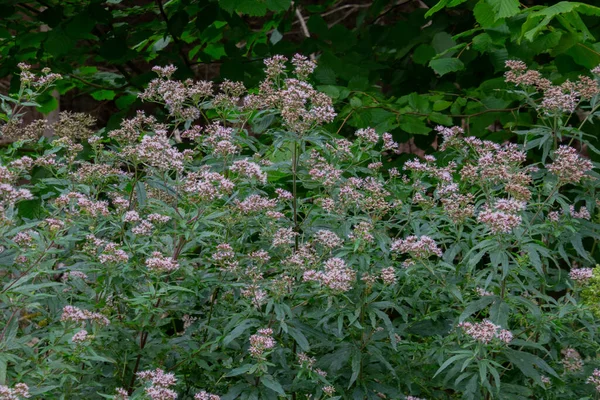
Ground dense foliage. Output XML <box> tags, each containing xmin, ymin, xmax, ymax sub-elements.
<box><xmin>0</xmin><ymin>54</ymin><xmax>599</xmax><ymax>400</ymax></box>
<box><xmin>3</xmin><ymin>0</ymin><xmax>600</xmax><ymax>160</ymax></box>
<box><xmin>2</xmin><ymin>1</ymin><xmax>600</xmax><ymax>399</ymax></box>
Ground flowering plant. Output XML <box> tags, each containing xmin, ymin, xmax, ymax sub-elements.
<box><xmin>0</xmin><ymin>58</ymin><xmax>599</xmax><ymax>400</ymax></box>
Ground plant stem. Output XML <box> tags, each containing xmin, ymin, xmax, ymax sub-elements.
<box><xmin>292</xmin><ymin>140</ymin><xmax>299</xmax><ymax>251</ymax></box>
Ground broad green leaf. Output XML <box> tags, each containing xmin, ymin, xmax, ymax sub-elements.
<box><xmin>348</xmin><ymin>349</ymin><xmax>361</xmax><ymax>388</ymax></box>
<box><xmin>474</xmin><ymin>1</ymin><xmax>496</xmax><ymax>27</ymax></box>
<box><xmin>425</xmin><ymin>0</ymin><xmax>450</xmax><ymax>18</ymax></box>
<box><xmin>288</xmin><ymin>327</ymin><xmax>310</xmax><ymax>351</ymax></box>
<box><xmin>412</xmin><ymin>44</ymin><xmax>436</xmax><ymax>65</ymax></box>
<box><xmin>225</xmin><ymin>364</ymin><xmax>253</xmax><ymax>377</ymax></box>
<box><xmin>434</xmin><ymin>353</ymin><xmax>470</xmax><ymax>378</ymax></box>
<box><xmin>261</xmin><ymin>374</ymin><xmax>285</xmax><ymax>395</ymax></box>
<box><xmin>459</xmin><ymin>296</ymin><xmax>496</xmax><ymax>322</ymax></box>
<box><xmin>399</xmin><ymin>115</ymin><xmax>431</xmax><ymax>135</ymax></box>
<box><xmin>429</xmin><ymin>58</ymin><xmax>465</xmax><ymax>76</ymax></box>
<box><xmin>487</xmin><ymin>0</ymin><xmax>520</xmax><ymax>20</ymax></box>
<box><xmin>91</xmin><ymin>90</ymin><xmax>116</xmax><ymax>101</ymax></box>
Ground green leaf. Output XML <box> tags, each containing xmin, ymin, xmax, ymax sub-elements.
<box><xmin>348</xmin><ymin>349</ymin><xmax>361</xmax><ymax>388</ymax></box>
<box><xmin>521</xmin><ymin>2</ymin><xmax>600</xmax><ymax>41</ymax></box>
<box><xmin>115</xmin><ymin>95</ymin><xmax>137</xmax><ymax>110</ymax></box>
<box><xmin>459</xmin><ymin>296</ymin><xmax>496</xmax><ymax>322</ymax></box>
<box><xmin>570</xmin><ymin>234</ymin><xmax>591</xmax><ymax>261</ymax></box>
<box><xmin>565</xmin><ymin>43</ymin><xmax>600</xmax><ymax>69</ymax></box>
<box><xmin>270</xmin><ymin>29</ymin><xmax>283</xmax><ymax>45</ymax></box>
<box><xmin>91</xmin><ymin>90</ymin><xmax>116</xmax><ymax>101</ymax></box>
<box><xmin>0</xmin><ymin>358</ymin><xmax>5</xmax><ymax>385</ymax></box>
<box><xmin>261</xmin><ymin>374</ymin><xmax>285</xmax><ymax>395</ymax></box>
<box><xmin>474</xmin><ymin>1</ymin><xmax>496</xmax><ymax>27</ymax></box>
<box><xmin>399</xmin><ymin>115</ymin><xmax>431</xmax><ymax>135</ymax></box>
<box><xmin>425</xmin><ymin>0</ymin><xmax>450</xmax><ymax>18</ymax></box>
<box><xmin>413</xmin><ymin>44</ymin><xmax>436</xmax><ymax>65</ymax></box>
<box><xmin>350</xmin><ymin>97</ymin><xmax>362</xmax><ymax>109</ymax></box>
<box><xmin>153</xmin><ymin>36</ymin><xmax>171</xmax><ymax>52</ymax></box>
<box><xmin>288</xmin><ymin>327</ymin><xmax>310</xmax><ymax>351</ymax></box>
<box><xmin>429</xmin><ymin>58</ymin><xmax>465</xmax><ymax>76</ymax></box>
<box><xmin>266</xmin><ymin>0</ymin><xmax>291</xmax><ymax>12</ymax></box>
<box><xmin>432</xmin><ymin>32</ymin><xmax>457</xmax><ymax>54</ymax></box>
<box><xmin>504</xmin><ymin>349</ymin><xmax>559</xmax><ymax>384</ymax></box>
<box><xmin>36</xmin><ymin>95</ymin><xmax>58</xmax><ymax>115</ymax></box>
<box><xmin>434</xmin><ymin>353</ymin><xmax>470</xmax><ymax>378</ymax></box>
<box><xmin>226</xmin><ymin>364</ymin><xmax>254</xmax><ymax>377</ymax></box>
<box><xmin>135</xmin><ymin>181</ymin><xmax>147</xmax><ymax>208</ymax></box>
<box><xmin>223</xmin><ymin>319</ymin><xmax>257</xmax><ymax>345</ymax></box>
<box><xmin>486</xmin><ymin>0</ymin><xmax>520</xmax><ymax>20</ymax></box>
<box><xmin>219</xmin><ymin>0</ymin><xmax>268</xmax><ymax>16</ymax></box>
<box><xmin>429</xmin><ymin>112</ymin><xmax>453</xmax><ymax>125</ymax></box>
<box><xmin>433</xmin><ymin>100</ymin><xmax>452</xmax><ymax>111</ymax></box>
<box><xmin>472</xmin><ymin>33</ymin><xmax>493</xmax><ymax>52</ymax></box>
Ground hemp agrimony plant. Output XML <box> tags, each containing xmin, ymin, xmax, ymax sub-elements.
<box><xmin>0</xmin><ymin>57</ymin><xmax>599</xmax><ymax>400</ymax></box>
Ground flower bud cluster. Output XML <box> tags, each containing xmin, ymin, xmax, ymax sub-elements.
<box><xmin>137</xmin><ymin>368</ymin><xmax>178</xmax><ymax>400</ymax></box>
<box><xmin>458</xmin><ymin>320</ymin><xmax>512</xmax><ymax>344</ymax></box>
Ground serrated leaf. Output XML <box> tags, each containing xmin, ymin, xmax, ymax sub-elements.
<box><xmin>434</xmin><ymin>353</ymin><xmax>470</xmax><ymax>378</ymax></box>
<box><xmin>288</xmin><ymin>327</ymin><xmax>310</xmax><ymax>351</ymax></box>
<box><xmin>261</xmin><ymin>374</ymin><xmax>285</xmax><ymax>395</ymax></box>
<box><xmin>425</xmin><ymin>0</ymin><xmax>449</xmax><ymax>18</ymax></box>
<box><xmin>487</xmin><ymin>0</ymin><xmax>520</xmax><ymax>20</ymax></box>
<box><xmin>429</xmin><ymin>58</ymin><xmax>464</xmax><ymax>76</ymax></box>
<box><xmin>348</xmin><ymin>349</ymin><xmax>361</xmax><ymax>388</ymax></box>
<box><xmin>522</xmin><ymin>2</ymin><xmax>600</xmax><ymax>41</ymax></box>
<box><xmin>459</xmin><ymin>296</ymin><xmax>496</xmax><ymax>322</ymax></box>
<box><xmin>223</xmin><ymin>319</ymin><xmax>257</xmax><ymax>345</ymax></box>
<box><xmin>429</xmin><ymin>112</ymin><xmax>453</xmax><ymax>125</ymax></box>
<box><xmin>474</xmin><ymin>1</ymin><xmax>496</xmax><ymax>27</ymax></box>
<box><xmin>225</xmin><ymin>364</ymin><xmax>253</xmax><ymax>377</ymax></box>
<box><xmin>399</xmin><ymin>115</ymin><xmax>431</xmax><ymax>135</ymax></box>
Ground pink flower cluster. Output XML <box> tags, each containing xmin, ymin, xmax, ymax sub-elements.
<box><xmin>587</xmin><ymin>369</ymin><xmax>600</xmax><ymax>392</ymax></box>
<box><xmin>570</xmin><ymin>268</ymin><xmax>594</xmax><ymax>283</ymax></box>
<box><xmin>348</xmin><ymin>221</ymin><xmax>375</xmax><ymax>243</ymax></box>
<box><xmin>145</xmin><ymin>252</ymin><xmax>179</xmax><ymax>273</ymax></box>
<box><xmin>391</xmin><ymin>235</ymin><xmax>443</xmax><ymax>258</ymax></box>
<box><xmin>355</xmin><ymin>128</ymin><xmax>379</xmax><ymax>143</ymax></box>
<box><xmin>272</xmin><ymin>227</ymin><xmax>298</xmax><ymax>247</ymax></box>
<box><xmin>477</xmin><ymin>199</ymin><xmax>525</xmax><ymax>234</ymax></box>
<box><xmin>71</xmin><ymin>329</ymin><xmax>89</xmax><ymax>344</ymax></box>
<box><xmin>306</xmin><ymin>151</ymin><xmax>342</xmax><ymax>188</ymax></box>
<box><xmin>55</xmin><ymin>192</ymin><xmax>109</xmax><ymax>217</ymax></box>
<box><xmin>0</xmin><ymin>383</ymin><xmax>30</xmax><ymax>399</ymax></box>
<box><xmin>258</xmin><ymin>56</ymin><xmax>335</xmax><ymax>132</ymax></box>
<box><xmin>137</xmin><ymin>368</ymin><xmax>178</xmax><ymax>400</ymax></box>
<box><xmin>194</xmin><ymin>391</ymin><xmax>220</xmax><ymax>400</ymax></box>
<box><xmin>458</xmin><ymin>320</ymin><xmax>513</xmax><ymax>344</ymax></box>
<box><xmin>230</xmin><ymin>159</ymin><xmax>267</xmax><ymax>184</ymax></box>
<box><xmin>504</xmin><ymin>60</ymin><xmax>600</xmax><ymax>114</ymax></box>
<box><xmin>123</xmin><ymin>133</ymin><xmax>188</xmax><ymax>172</ymax></box>
<box><xmin>61</xmin><ymin>305</ymin><xmax>110</xmax><ymax>326</ymax></box>
<box><xmin>183</xmin><ymin>169</ymin><xmax>234</xmax><ymax>202</ymax></box>
<box><xmin>547</xmin><ymin>145</ymin><xmax>593</xmax><ymax>184</ymax></box>
<box><xmin>303</xmin><ymin>257</ymin><xmax>357</xmax><ymax>292</ymax></box>
<box><xmin>314</xmin><ymin>230</ymin><xmax>343</xmax><ymax>249</ymax></box>
<box><xmin>0</xmin><ymin>183</ymin><xmax>33</xmax><ymax>206</ymax></box>
<box><xmin>284</xmin><ymin>244</ymin><xmax>318</xmax><ymax>271</ymax></box>
<box><xmin>87</xmin><ymin>236</ymin><xmax>129</xmax><ymax>264</ymax></box>
<box><xmin>561</xmin><ymin>347</ymin><xmax>583</xmax><ymax>372</ymax></box>
<box><xmin>236</xmin><ymin>194</ymin><xmax>277</xmax><ymax>214</ymax></box>
<box><xmin>249</xmin><ymin>328</ymin><xmax>276</xmax><ymax>358</ymax></box>
<box><xmin>380</xmin><ymin>267</ymin><xmax>397</xmax><ymax>285</ymax></box>
<box><xmin>114</xmin><ymin>388</ymin><xmax>129</xmax><ymax>400</ymax></box>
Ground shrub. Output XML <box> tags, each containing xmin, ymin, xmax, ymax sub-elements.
<box><xmin>0</xmin><ymin>58</ymin><xmax>599</xmax><ymax>400</ymax></box>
